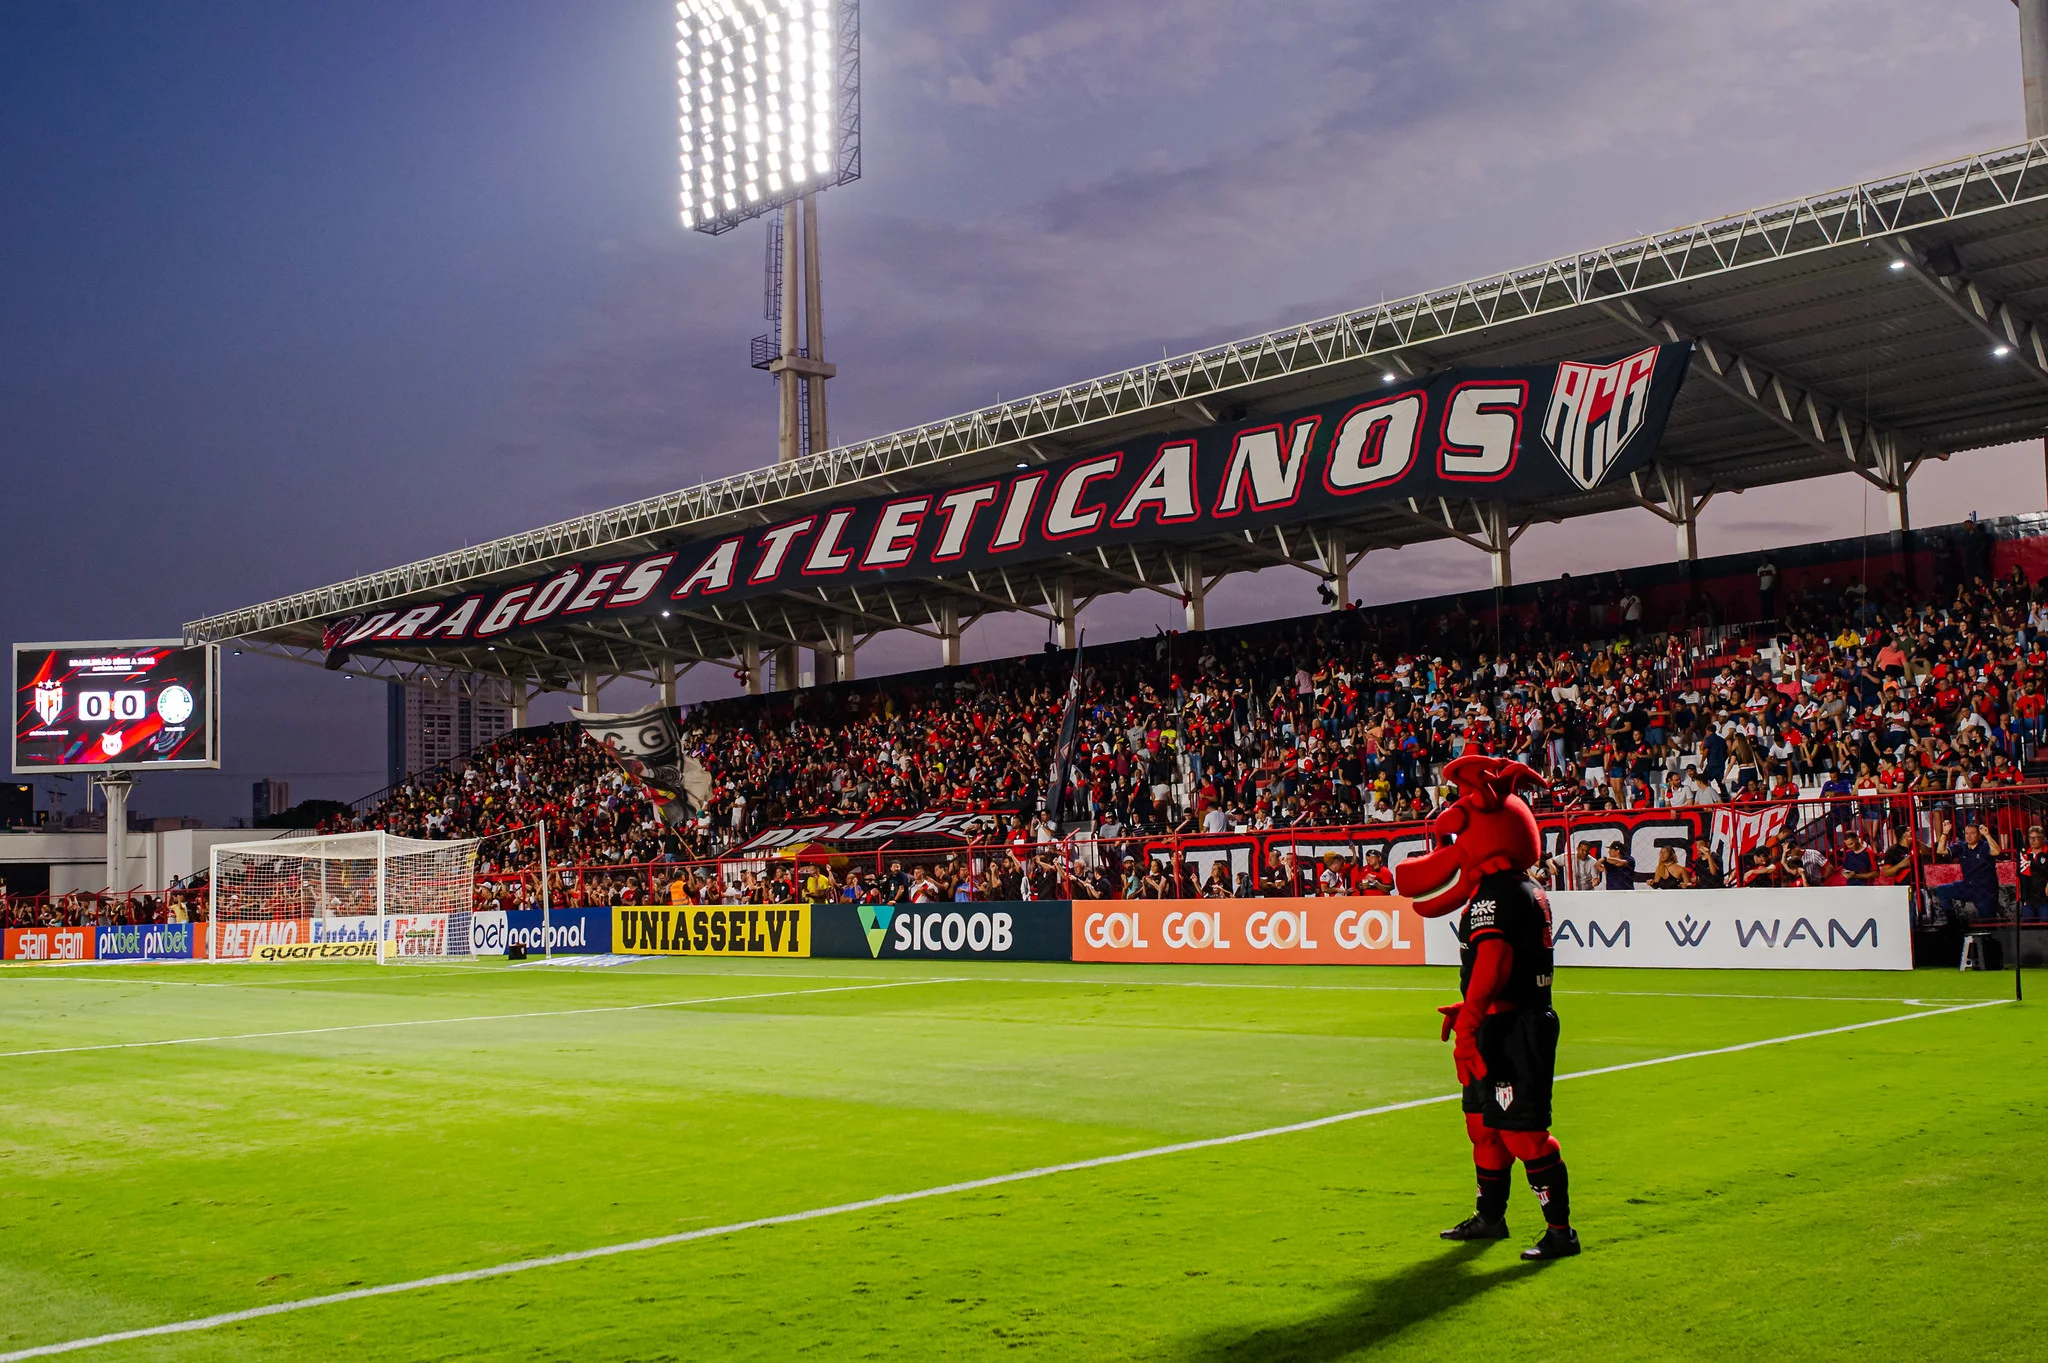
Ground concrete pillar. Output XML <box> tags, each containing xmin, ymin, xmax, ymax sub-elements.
<box><xmin>657</xmin><ymin>661</ymin><xmax>676</xmax><ymax>710</ymax></box>
<box><xmin>1486</xmin><ymin>505</ymin><xmax>1513</xmax><ymax>588</ymax></box>
<box><xmin>1672</xmin><ymin>471</ymin><xmax>1700</xmax><ymax>562</ymax></box>
<box><xmin>1183</xmin><ymin>553</ymin><xmax>1206</xmax><ymax>633</ymax></box>
<box><xmin>773</xmin><ymin>644</ymin><xmax>799</xmax><ymax>692</ymax></box>
<box><xmin>939</xmin><ymin>601</ymin><xmax>962</xmax><ymax>668</ymax></box>
<box><xmin>831</xmin><ymin>623</ymin><xmax>856</xmax><ymax>683</ymax></box>
<box><xmin>1324</xmin><ymin>531</ymin><xmax>1349</xmax><ymax>610</ymax></box>
<box><xmin>100</xmin><ymin>777</ymin><xmax>134</xmax><ymax>898</ymax></box>
<box><xmin>742</xmin><ymin>642</ymin><xmax>763</xmax><ymax>696</ymax></box>
<box><xmin>580</xmin><ymin>671</ymin><xmax>601</xmax><ymax>713</ymax></box>
<box><xmin>1054</xmin><ymin>579</ymin><xmax>1078</xmax><ymax>650</ymax></box>
<box><xmin>509</xmin><ymin>683</ymin><xmax>529</xmax><ymax>730</ymax></box>
<box><xmin>2024</xmin><ymin>0</ymin><xmax>2048</xmax><ymax>139</ymax></box>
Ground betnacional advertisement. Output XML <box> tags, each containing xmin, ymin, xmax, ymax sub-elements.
<box><xmin>1071</xmin><ymin>897</ymin><xmax>1428</xmax><ymax>965</ymax></box>
<box><xmin>12</xmin><ymin>640</ymin><xmax>219</xmax><ymax>772</ymax></box>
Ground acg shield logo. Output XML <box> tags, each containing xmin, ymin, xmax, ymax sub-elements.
<box><xmin>1540</xmin><ymin>345</ymin><xmax>1660</xmax><ymax>490</ymax></box>
<box><xmin>33</xmin><ymin>683</ymin><xmax>62</xmax><ymax>726</ymax></box>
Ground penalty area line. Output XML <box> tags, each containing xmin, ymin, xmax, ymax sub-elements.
<box><xmin>0</xmin><ymin>978</ymin><xmax>954</xmax><ymax>1060</ymax></box>
<box><xmin>0</xmin><ymin>997</ymin><xmax>2008</xmax><ymax>1361</ymax></box>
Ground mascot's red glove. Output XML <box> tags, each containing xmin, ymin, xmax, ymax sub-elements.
<box><xmin>1444</xmin><ymin>936</ymin><xmax>1512</xmax><ymax>1085</ymax></box>
<box><xmin>1451</xmin><ymin>1006</ymin><xmax>1487</xmax><ymax>1085</ymax></box>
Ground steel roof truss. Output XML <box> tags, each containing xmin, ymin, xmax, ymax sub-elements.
<box><xmin>1596</xmin><ymin>299</ymin><xmax>1912</xmax><ymax>492</ymax></box>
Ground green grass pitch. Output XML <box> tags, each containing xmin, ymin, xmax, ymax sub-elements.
<box><xmin>0</xmin><ymin>958</ymin><xmax>2036</xmax><ymax>1360</ymax></box>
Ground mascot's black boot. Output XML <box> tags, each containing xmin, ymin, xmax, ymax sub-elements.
<box><xmin>1439</xmin><ymin>1214</ymin><xmax>1509</xmax><ymax>1241</ymax></box>
<box><xmin>1520</xmin><ymin>1227</ymin><xmax>1581</xmax><ymax>1260</ymax></box>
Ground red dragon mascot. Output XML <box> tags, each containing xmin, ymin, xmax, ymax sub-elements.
<box><xmin>1394</xmin><ymin>753</ymin><xmax>1580</xmax><ymax>1260</ymax></box>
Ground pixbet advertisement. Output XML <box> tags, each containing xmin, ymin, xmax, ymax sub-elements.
<box><xmin>94</xmin><ymin>923</ymin><xmax>193</xmax><ymax>961</ymax></box>
<box><xmin>13</xmin><ymin>640</ymin><xmax>219</xmax><ymax>772</ymax></box>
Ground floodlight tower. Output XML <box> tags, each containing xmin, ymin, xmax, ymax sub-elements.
<box><xmin>677</xmin><ymin>0</ymin><xmax>861</xmax><ymax>466</ymax></box>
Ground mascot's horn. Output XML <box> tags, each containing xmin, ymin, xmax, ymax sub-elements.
<box><xmin>1442</xmin><ymin>755</ymin><xmax>1543</xmax><ymax>812</ymax></box>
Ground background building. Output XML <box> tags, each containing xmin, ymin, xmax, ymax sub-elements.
<box><xmin>251</xmin><ymin>779</ymin><xmax>291</xmax><ymax>827</ymax></box>
<box><xmin>386</xmin><ymin>683</ymin><xmax>512</xmax><ymax>789</ymax></box>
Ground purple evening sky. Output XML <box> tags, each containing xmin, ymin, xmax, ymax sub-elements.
<box><xmin>1</xmin><ymin>0</ymin><xmax>2039</xmax><ymax>823</ymax></box>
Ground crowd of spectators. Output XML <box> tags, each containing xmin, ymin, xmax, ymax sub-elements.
<box><xmin>314</xmin><ymin>537</ymin><xmax>2048</xmax><ymax>922</ymax></box>
<box><xmin>6</xmin><ymin>541</ymin><xmax>2047</xmax><ymax>931</ymax></box>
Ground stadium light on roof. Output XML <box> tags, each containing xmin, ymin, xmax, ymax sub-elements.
<box><xmin>678</xmin><ymin>0</ymin><xmax>861</xmax><ymax>235</ymax></box>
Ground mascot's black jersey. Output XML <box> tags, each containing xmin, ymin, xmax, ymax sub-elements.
<box><xmin>1456</xmin><ymin>871</ymin><xmax>1555</xmax><ymax>1010</ymax></box>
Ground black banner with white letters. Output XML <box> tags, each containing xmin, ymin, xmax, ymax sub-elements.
<box><xmin>325</xmin><ymin>345</ymin><xmax>1690</xmax><ymax>652</ymax></box>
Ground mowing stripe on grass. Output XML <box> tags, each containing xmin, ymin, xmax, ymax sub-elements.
<box><xmin>0</xmin><ymin>978</ymin><xmax>953</xmax><ymax>1060</ymax></box>
<box><xmin>966</xmin><ymin>974</ymin><xmax>1991</xmax><ymax>1005</ymax></box>
<box><xmin>0</xmin><ymin>996</ymin><xmax>2006</xmax><ymax>1361</ymax></box>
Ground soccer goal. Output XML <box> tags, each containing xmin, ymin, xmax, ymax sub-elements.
<box><xmin>207</xmin><ymin>831</ymin><xmax>480</xmax><ymax>963</ymax></box>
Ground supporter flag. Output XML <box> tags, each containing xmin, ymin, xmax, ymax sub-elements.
<box><xmin>570</xmin><ymin>703</ymin><xmax>696</xmax><ymax>827</ymax></box>
<box><xmin>1045</xmin><ymin>636</ymin><xmax>1085</xmax><ymax>827</ymax></box>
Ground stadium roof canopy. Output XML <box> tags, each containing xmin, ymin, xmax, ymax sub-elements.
<box><xmin>189</xmin><ymin>137</ymin><xmax>2048</xmax><ymax>703</ymax></box>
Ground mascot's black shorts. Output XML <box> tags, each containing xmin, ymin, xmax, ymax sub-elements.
<box><xmin>1460</xmin><ymin>1007</ymin><xmax>1559</xmax><ymax>1132</ymax></box>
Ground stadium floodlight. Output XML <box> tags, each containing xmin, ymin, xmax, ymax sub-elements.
<box><xmin>678</xmin><ymin>0</ymin><xmax>861</xmax><ymax>235</ymax></box>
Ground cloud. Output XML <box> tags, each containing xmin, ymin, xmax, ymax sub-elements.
<box><xmin>505</xmin><ymin>0</ymin><xmax>2021</xmax><ymax>595</ymax></box>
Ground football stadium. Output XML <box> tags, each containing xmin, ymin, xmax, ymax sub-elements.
<box><xmin>4</xmin><ymin>4</ymin><xmax>2047</xmax><ymax>1360</ymax></box>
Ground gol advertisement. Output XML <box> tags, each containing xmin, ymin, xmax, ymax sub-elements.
<box><xmin>613</xmin><ymin>904</ymin><xmax>811</xmax><ymax>957</ymax></box>
<box><xmin>1071</xmin><ymin>897</ymin><xmax>1427</xmax><ymax>965</ymax></box>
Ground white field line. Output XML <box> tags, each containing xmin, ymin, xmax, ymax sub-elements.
<box><xmin>0</xmin><ymin>997</ymin><xmax>2008</xmax><ymax>1362</ymax></box>
<box><xmin>0</xmin><ymin>979</ymin><xmax>954</xmax><ymax>1060</ymax></box>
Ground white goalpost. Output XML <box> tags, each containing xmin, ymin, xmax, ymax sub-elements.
<box><xmin>207</xmin><ymin>831</ymin><xmax>480</xmax><ymax>963</ymax></box>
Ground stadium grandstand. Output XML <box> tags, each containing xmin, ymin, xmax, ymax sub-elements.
<box><xmin>72</xmin><ymin>134</ymin><xmax>2048</xmax><ymax>969</ymax></box>
<box><xmin>8</xmin><ymin>510</ymin><xmax>2025</xmax><ymax>964</ymax></box>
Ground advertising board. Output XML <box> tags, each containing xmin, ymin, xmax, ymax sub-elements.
<box><xmin>470</xmin><ymin>909</ymin><xmax>508</xmax><ymax>955</ymax></box>
<box><xmin>612</xmin><ymin>904</ymin><xmax>809</xmax><ymax>957</ymax></box>
<box><xmin>502</xmin><ymin>907</ymin><xmax>612</xmax><ymax>955</ymax></box>
<box><xmin>206</xmin><ymin>920</ymin><xmax>304</xmax><ymax>961</ymax></box>
<box><xmin>812</xmin><ymin>902</ymin><xmax>1069</xmax><ymax>960</ymax></box>
<box><xmin>94</xmin><ymin>923</ymin><xmax>193</xmax><ymax>961</ymax></box>
<box><xmin>252</xmin><ymin>941</ymin><xmax>378</xmax><ymax>963</ymax></box>
<box><xmin>12</xmin><ymin>640</ymin><xmax>220</xmax><ymax>772</ymax></box>
<box><xmin>1070</xmin><ymin>897</ymin><xmax>1427</xmax><ymax>965</ymax></box>
<box><xmin>1419</xmin><ymin>887</ymin><xmax>1913</xmax><ymax>970</ymax></box>
<box><xmin>3</xmin><ymin>926</ymin><xmax>95</xmax><ymax>961</ymax></box>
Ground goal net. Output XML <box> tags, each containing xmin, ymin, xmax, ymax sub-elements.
<box><xmin>207</xmin><ymin>831</ymin><xmax>480</xmax><ymax>963</ymax></box>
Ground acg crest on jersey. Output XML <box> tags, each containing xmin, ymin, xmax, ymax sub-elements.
<box><xmin>1541</xmin><ymin>345</ymin><xmax>1661</xmax><ymax>490</ymax></box>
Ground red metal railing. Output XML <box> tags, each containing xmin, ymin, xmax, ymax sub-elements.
<box><xmin>456</xmin><ymin>785</ymin><xmax>2048</xmax><ymax>930</ymax></box>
